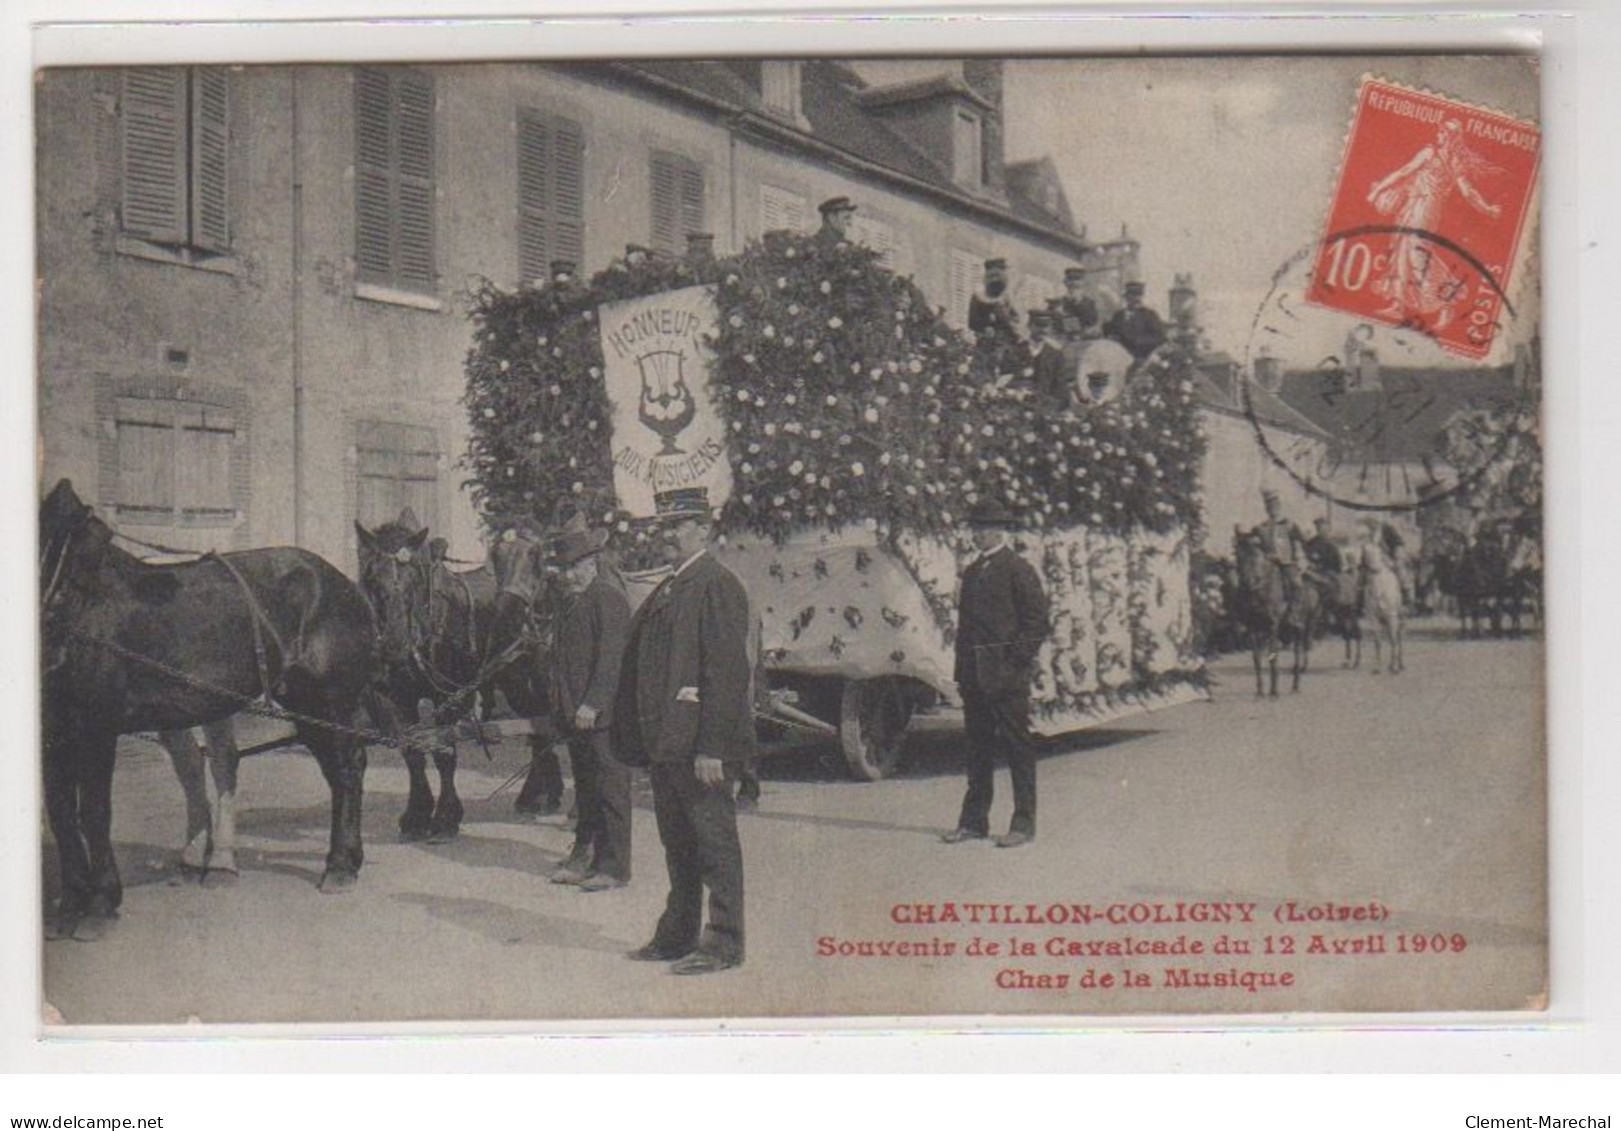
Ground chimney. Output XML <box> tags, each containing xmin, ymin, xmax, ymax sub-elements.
<box><xmin>961</xmin><ymin>59</ymin><xmax>1005</xmax><ymax>193</ymax></box>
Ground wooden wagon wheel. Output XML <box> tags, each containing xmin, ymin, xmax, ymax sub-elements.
<box><xmin>839</xmin><ymin>676</ymin><xmax>915</xmax><ymax>781</ymax></box>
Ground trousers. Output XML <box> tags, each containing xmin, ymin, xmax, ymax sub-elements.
<box><xmin>564</xmin><ymin>729</ymin><xmax>631</xmax><ymax>881</ymax></box>
<box><xmin>649</xmin><ymin>761</ymin><xmax>745</xmax><ymax>961</ymax></box>
<box><xmin>957</xmin><ymin>689</ymin><xmax>1037</xmax><ymax>836</ymax></box>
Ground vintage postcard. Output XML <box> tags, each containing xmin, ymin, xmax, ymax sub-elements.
<box><xmin>35</xmin><ymin>51</ymin><xmax>1545</xmax><ymax>1025</ymax></box>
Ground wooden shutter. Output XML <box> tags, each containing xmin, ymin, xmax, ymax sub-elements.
<box><xmin>517</xmin><ymin>111</ymin><xmax>585</xmax><ymax>285</ymax></box>
<box><xmin>948</xmin><ymin>248</ymin><xmax>978</xmax><ymax>328</ymax></box>
<box><xmin>353</xmin><ymin>67</ymin><xmax>395</xmax><ymax>282</ymax></box>
<box><xmin>114</xmin><ymin>398</ymin><xmax>176</xmax><ymax>518</ymax></box>
<box><xmin>176</xmin><ymin>405</ymin><xmax>236</xmax><ymax>522</ymax></box>
<box><xmin>678</xmin><ymin>160</ymin><xmax>705</xmax><ymax>241</ymax></box>
<box><xmin>356</xmin><ymin>421</ymin><xmax>439</xmax><ymax>531</ymax></box>
<box><xmin>121</xmin><ymin>68</ymin><xmax>188</xmax><ymax>245</ymax></box>
<box><xmin>393</xmin><ymin>70</ymin><xmax>435</xmax><ymax>290</ymax></box>
<box><xmin>760</xmin><ymin>184</ymin><xmax>807</xmax><ymax>234</ymax></box>
<box><xmin>189</xmin><ymin>68</ymin><xmax>231</xmax><ymax>253</ymax></box>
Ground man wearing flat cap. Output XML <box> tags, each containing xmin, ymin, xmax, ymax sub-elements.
<box><xmin>1103</xmin><ymin>280</ymin><xmax>1167</xmax><ymax>363</ymax></box>
<box><xmin>814</xmin><ymin>196</ymin><xmax>857</xmax><ymax>248</ymax></box>
<box><xmin>547</xmin><ymin>523</ymin><xmax>633</xmax><ymax>892</ymax></box>
<box><xmin>613</xmin><ymin>487</ymin><xmax>754</xmax><ymax>973</ymax></box>
<box><xmin>968</xmin><ymin>257</ymin><xmax>1021</xmax><ymax>342</ymax></box>
<box><xmin>943</xmin><ymin>498</ymin><xmax>1050</xmax><ymax>849</ymax></box>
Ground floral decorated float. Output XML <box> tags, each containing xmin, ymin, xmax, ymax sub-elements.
<box><xmin>464</xmin><ymin>232</ymin><xmax>1208</xmax><ymax>778</ymax></box>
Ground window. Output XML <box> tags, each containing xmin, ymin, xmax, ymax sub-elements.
<box><xmin>354</xmin><ymin>67</ymin><xmax>436</xmax><ymax>293</ymax></box>
<box><xmin>759</xmin><ymin>183</ymin><xmax>809</xmax><ymax>234</ymax></box>
<box><xmin>114</xmin><ymin>396</ymin><xmax>237</xmax><ymax>527</ymax></box>
<box><xmin>761</xmin><ymin>61</ymin><xmax>803</xmax><ymax>120</ymax></box>
<box><xmin>356</xmin><ymin>421</ymin><xmax>439</xmax><ymax>531</ymax></box>
<box><xmin>516</xmin><ymin>109</ymin><xmax>585</xmax><ymax>286</ymax></box>
<box><xmin>947</xmin><ymin>248</ymin><xmax>980</xmax><ymax>328</ymax></box>
<box><xmin>952</xmin><ymin>108</ymin><xmax>982</xmax><ymax>189</ymax></box>
<box><xmin>649</xmin><ymin>151</ymin><xmax>705</xmax><ymax>256</ymax></box>
<box><xmin>119</xmin><ymin>67</ymin><xmax>230</xmax><ymax>254</ymax></box>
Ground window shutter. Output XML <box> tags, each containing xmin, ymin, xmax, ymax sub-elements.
<box><xmin>679</xmin><ymin>160</ymin><xmax>705</xmax><ymax>241</ymax></box>
<box><xmin>115</xmin><ymin>398</ymin><xmax>176</xmax><ymax>517</ymax></box>
<box><xmin>516</xmin><ymin>112</ymin><xmax>552</xmax><ymax>284</ymax></box>
<box><xmin>552</xmin><ymin>116</ymin><xmax>585</xmax><ymax>265</ymax></box>
<box><xmin>121</xmin><ymin>68</ymin><xmax>187</xmax><ymax>245</ymax></box>
<box><xmin>649</xmin><ymin>153</ymin><xmax>679</xmax><ymax>254</ymax></box>
<box><xmin>949</xmin><ymin>248</ymin><xmax>978</xmax><ymax>328</ymax></box>
<box><xmin>176</xmin><ymin>405</ymin><xmax>236</xmax><ymax>520</ymax></box>
<box><xmin>189</xmin><ymin>68</ymin><xmax>231</xmax><ymax>253</ymax></box>
<box><xmin>354</xmin><ymin>67</ymin><xmax>394</xmax><ymax>282</ymax></box>
<box><xmin>760</xmin><ymin>184</ymin><xmax>807</xmax><ymax>234</ymax></box>
<box><xmin>393</xmin><ymin>70</ymin><xmax>436</xmax><ymax>290</ymax></box>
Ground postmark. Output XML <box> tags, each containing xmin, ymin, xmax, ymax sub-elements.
<box><xmin>1305</xmin><ymin>77</ymin><xmax>1541</xmax><ymax>361</ymax></box>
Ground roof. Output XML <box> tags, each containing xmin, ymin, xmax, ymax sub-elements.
<box><xmin>1276</xmin><ymin>366</ymin><xmax>1520</xmax><ymax>462</ymax></box>
<box><xmin>1190</xmin><ymin>370</ymin><xmax>1331</xmax><ymax>441</ymax></box>
<box><xmin>585</xmin><ymin>60</ymin><xmax>1086</xmax><ymax>252</ymax></box>
<box><xmin>1004</xmin><ymin>156</ymin><xmax>1077</xmax><ymax>234</ymax></box>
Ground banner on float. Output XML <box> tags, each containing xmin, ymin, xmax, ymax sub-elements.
<box><xmin>598</xmin><ymin>285</ymin><xmax>734</xmax><ymax>518</ymax></box>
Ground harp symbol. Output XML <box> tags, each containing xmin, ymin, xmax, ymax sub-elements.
<box><xmin>636</xmin><ymin>349</ymin><xmax>697</xmax><ymax>455</ymax></box>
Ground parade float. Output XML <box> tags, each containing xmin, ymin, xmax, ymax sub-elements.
<box><xmin>463</xmin><ymin>232</ymin><xmax>1209</xmax><ymax>779</ymax></box>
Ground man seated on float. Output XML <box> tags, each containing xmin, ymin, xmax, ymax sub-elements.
<box><xmin>1253</xmin><ymin>488</ymin><xmax>1309</xmax><ymax>609</ymax></box>
<box><xmin>1055</xmin><ymin>266</ymin><xmax>1101</xmax><ymax>341</ymax></box>
<box><xmin>1102</xmin><ymin>280</ymin><xmax>1167</xmax><ymax>364</ymax></box>
<box><xmin>968</xmin><ymin>258</ymin><xmax>1021</xmax><ymax>342</ymax></box>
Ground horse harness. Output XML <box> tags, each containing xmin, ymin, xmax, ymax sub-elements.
<box><xmin>204</xmin><ymin>550</ymin><xmax>289</xmax><ymax>705</ymax></box>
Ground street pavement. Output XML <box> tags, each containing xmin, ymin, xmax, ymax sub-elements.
<box><xmin>40</xmin><ymin>625</ymin><xmax>1545</xmax><ymax>1026</ymax></box>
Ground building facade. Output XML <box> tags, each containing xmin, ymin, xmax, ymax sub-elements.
<box><xmin>38</xmin><ymin>59</ymin><xmax>1109</xmax><ymax>572</ymax></box>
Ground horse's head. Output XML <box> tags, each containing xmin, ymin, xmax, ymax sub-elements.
<box><xmin>489</xmin><ymin>518</ymin><xmax>553</xmax><ymax>609</ymax></box>
<box><xmin>1232</xmin><ymin>530</ymin><xmax>1269</xmax><ymax>588</ymax></box>
<box><xmin>355</xmin><ymin>516</ymin><xmax>431</xmax><ymax>665</ymax></box>
<box><xmin>39</xmin><ymin>480</ymin><xmax>113</xmax><ymax>672</ymax></box>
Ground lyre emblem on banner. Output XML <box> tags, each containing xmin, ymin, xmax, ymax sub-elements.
<box><xmin>636</xmin><ymin>349</ymin><xmax>697</xmax><ymax>455</ymax></box>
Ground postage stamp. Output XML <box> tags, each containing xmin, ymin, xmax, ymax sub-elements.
<box><xmin>1305</xmin><ymin>77</ymin><xmax>1541</xmax><ymax>360</ymax></box>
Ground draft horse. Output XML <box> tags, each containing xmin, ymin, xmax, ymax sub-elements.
<box><xmin>40</xmin><ymin>480</ymin><xmax>379</xmax><ymax>940</ymax></box>
<box><xmin>1232</xmin><ymin>531</ymin><xmax>1321</xmax><ymax>697</ymax></box>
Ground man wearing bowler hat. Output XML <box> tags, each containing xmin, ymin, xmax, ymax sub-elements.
<box><xmin>1103</xmin><ymin>280</ymin><xmax>1167</xmax><ymax>363</ymax></box>
<box><xmin>814</xmin><ymin>196</ymin><xmax>857</xmax><ymax>248</ymax></box>
<box><xmin>942</xmin><ymin>498</ymin><xmax>1051</xmax><ymax>849</ymax></box>
<box><xmin>613</xmin><ymin>487</ymin><xmax>754</xmax><ymax>973</ymax></box>
<box><xmin>547</xmin><ymin>522</ymin><xmax>633</xmax><ymax>892</ymax></box>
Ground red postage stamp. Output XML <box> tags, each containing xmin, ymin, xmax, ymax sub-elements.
<box><xmin>1306</xmin><ymin>77</ymin><xmax>1541</xmax><ymax>360</ymax></box>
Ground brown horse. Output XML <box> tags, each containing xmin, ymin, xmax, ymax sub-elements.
<box><xmin>40</xmin><ymin>480</ymin><xmax>379</xmax><ymax>940</ymax></box>
<box><xmin>1232</xmin><ymin>531</ymin><xmax>1321</xmax><ymax>697</ymax></box>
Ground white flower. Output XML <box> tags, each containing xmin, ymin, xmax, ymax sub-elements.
<box><xmin>744</xmin><ymin>354</ymin><xmax>758</xmax><ymax>366</ymax></box>
<box><xmin>588</xmin><ymin>366</ymin><xmax>601</xmax><ymax>378</ymax></box>
<box><xmin>773</xmin><ymin>495</ymin><xmax>786</xmax><ymax>506</ymax></box>
<box><xmin>788</xmin><ymin>304</ymin><xmax>800</xmax><ymax>315</ymax></box>
<box><xmin>498</xmin><ymin>359</ymin><xmax>510</xmax><ymax>372</ymax></box>
<box><xmin>926</xmin><ymin>413</ymin><xmax>940</xmax><ymax>425</ymax></box>
<box><xmin>828</xmin><ymin>316</ymin><xmax>843</xmax><ymax>329</ymax></box>
<box><xmin>820</xmin><ymin>281</ymin><xmax>833</xmax><ymax>294</ymax></box>
<box><xmin>529</xmin><ymin>431</ymin><xmax>544</xmax><ymax>443</ymax></box>
<box><xmin>765</xmin><ymin>423</ymin><xmax>778</xmax><ymax>436</ymax></box>
<box><xmin>870</xmin><ymin>369</ymin><xmax>884</xmax><ymax>382</ymax></box>
<box><xmin>880</xmin><ymin>452</ymin><xmax>892</xmax><ymax>466</ymax></box>
<box><xmin>851</xmin><ymin>462</ymin><xmax>866</xmax><ymax>477</ymax></box>
<box><xmin>537</xmin><ymin>335</ymin><xmax>548</xmax><ymax>347</ymax></box>
<box><xmin>777</xmin><ymin>277</ymin><xmax>788</xmax><ymax>289</ymax></box>
<box><xmin>898</xmin><ymin>383</ymin><xmax>910</xmax><ymax>395</ymax></box>
<box><xmin>549</xmin><ymin>384</ymin><xmax>562</xmax><ymax>397</ymax></box>
<box><xmin>741</xmin><ymin>462</ymin><xmax>754</xmax><ymax>475</ymax></box>
<box><xmin>729</xmin><ymin>314</ymin><xmax>744</xmax><ymax>328</ymax></box>
<box><xmin>552</xmin><ymin>348</ymin><xmax>562</xmax><ymax>358</ymax></box>
<box><xmin>789</xmin><ymin>460</ymin><xmax>804</xmax><ymax>475</ymax></box>
<box><xmin>813</xmin><ymin>352</ymin><xmax>825</xmax><ymax>364</ymax></box>
<box><xmin>785</xmin><ymin>394</ymin><xmax>798</xmax><ymax>406</ymax></box>
<box><xmin>981</xmin><ymin>425</ymin><xmax>995</xmax><ymax>437</ymax></box>
<box><xmin>754</xmin><ymin>396</ymin><xmax>766</xmax><ymax>407</ymax></box>
<box><xmin>809</xmin><ymin>429</ymin><xmax>823</xmax><ymax>441</ymax></box>
<box><xmin>908</xmin><ymin>360</ymin><xmax>922</xmax><ymax>374</ymax></box>
<box><xmin>483</xmin><ymin>407</ymin><xmax>496</xmax><ymax>418</ymax></box>
<box><xmin>804</xmin><ymin>473</ymin><xmax>818</xmax><ymax>485</ymax></box>
<box><xmin>784</xmin><ymin>336</ymin><xmax>796</xmax><ymax>347</ymax></box>
<box><xmin>825</xmin><ymin>394</ymin><xmax>839</xmax><ymax>407</ymax></box>
<box><xmin>726</xmin><ymin>274</ymin><xmax>740</xmax><ymax>286</ymax></box>
<box><xmin>864</xmin><ymin>517</ymin><xmax>879</xmax><ymax>531</ymax></box>
<box><xmin>736</xmin><ymin>389</ymin><xmax>751</xmax><ymax>402</ymax></box>
<box><xmin>863</xmin><ymin>407</ymin><xmax>879</xmax><ymax>424</ymax></box>
<box><xmin>764</xmin><ymin>325</ymin><xmax>776</xmax><ymax>339</ymax></box>
<box><xmin>785</xmin><ymin>248</ymin><xmax>797</xmax><ymax>259</ymax></box>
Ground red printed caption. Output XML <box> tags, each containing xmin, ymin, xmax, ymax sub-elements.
<box><xmin>814</xmin><ymin>899</ymin><xmax>1468</xmax><ymax>996</ymax></box>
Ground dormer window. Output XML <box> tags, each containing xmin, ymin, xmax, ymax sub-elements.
<box><xmin>761</xmin><ymin>61</ymin><xmax>803</xmax><ymax>121</ymax></box>
<box><xmin>953</xmin><ymin>108</ymin><xmax>983</xmax><ymax>189</ymax></box>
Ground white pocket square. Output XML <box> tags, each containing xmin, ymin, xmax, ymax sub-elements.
<box><xmin>676</xmin><ymin>686</ymin><xmax>701</xmax><ymax>703</ymax></box>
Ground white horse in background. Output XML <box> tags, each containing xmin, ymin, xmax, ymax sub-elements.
<box><xmin>1359</xmin><ymin>520</ymin><xmax>1407</xmax><ymax>675</ymax></box>
<box><xmin>156</xmin><ymin>719</ymin><xmax>244</xmax><ymax>882</ymax></box>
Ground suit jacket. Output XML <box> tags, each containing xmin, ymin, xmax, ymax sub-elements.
<box><xmin>612</xmin><ymin>552</ymin><xmax>758</xmax><ymax>766</ymax></box>
<box><xmin>549</xmin><ymin>574</ymin><xmax>630</xmax><ymax>731</ymax></box>
<box><xmin>1103</xmin><ymin>306</ymin><xmax>1167</xmax><ymax>361</ymax></box>
<box><xmin>953</xmin><ymin>544</ymin><xmax>1051</xmax><ymax>698</ymax></box>
<box><xmin>1057</xmin><ymin>295</ymin><xmax>1099</xmax><ymax>339</ymax></box>
<box><xmin>968</xmin><ymin>292</ymin><xmax>1020</xmax><ymax>339</ymax></box>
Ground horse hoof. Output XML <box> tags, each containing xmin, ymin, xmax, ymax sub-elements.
<box><xmin>201</xmin><ymin>868</ymin><xmax>239</xmax><ymax>890</ymax></box>
<box><xmin>398</xmin><ymin>825</ymin><xmax>431</xmax><ymax>844</ymax></box>
<box><xmin>44</xmin><ymin>914</ymin><xmax>79</xmax><ymax>942</ymax></box>
<box><xmin>71</xmin><ymin>913</ymin><xmax>117</xmax><ymax>942</ymax></box>
<box><xmin>318</xmin><ymin>871</ymin><xmax>358</xmax><ymax>895</ymax></box>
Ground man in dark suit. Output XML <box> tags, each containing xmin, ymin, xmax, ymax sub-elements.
<box><xmin>1056</xmin><ymin>266</ymin><xmax>1100</xmax><ymax>341</ymax></box>
<box><xmin>1027</xmin><ymin>310</ymin><xmax>1071</xmax><ymax>405</ymax></box>
<box><xmin>614</xmin><ymin>487</ymin><xmax>755</xmax><ymax>974</ymax></box>
<box><xmin>547</xmin><ymin>524</ymin><xmax>633</xmax><ymax>892</ymax></box>
<box><xmin>943</xmin><ymin>498</ymin><xmax>1051</xmax><ymax>849</ymax></box>
<box><xmin>968</xmin><ymin>258</ymin><xmax>1020</xmax><ymax>341</ymax></box>
<box><xmin>1102</xmin><ymin>280</ymin><xmax>1167</xmax><ymax>363</ymax></box>
<box><xmin>812</xmin><ymin>196</ymin><xmax>856</xmax><ymax>248</ymax></box>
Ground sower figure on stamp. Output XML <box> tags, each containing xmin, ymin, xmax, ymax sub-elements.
<box><xmin>614</xmin><ymin>487</ymin><xmax>754</xmax><ymax>974</ymax></box>
<box><xmin>547</xmin><ymin>523</ymin><xmax>633</xmax><ymax>892</ymax></box>
<box><xmin>942</xmin><ymin>498</ymin><xmax>1051</xmax><ymax>850</ymax></box>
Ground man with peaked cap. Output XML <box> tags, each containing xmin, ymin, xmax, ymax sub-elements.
<box><xmin>613</xmin><ymin>487</ymin><xmax>754</xmax><ymax>973</ymax></box>
<box><xmin>1254</xmin><ymin>488</ymin><xmax>1309</xmax><ymax>610</ymax></box>
<box><xmin>546</xmin><ymin>522</ymin><xmax>633</xmax><ymax>892</ymax></box>
<box><xmin>1102</xmin><ymin>280</ymin><xmax>1168</xmax><ymax>363</ymax></box>
<box><xmin>813</xmin><ymin>196</ymin><xmax>857</xmax><ymax>248</ymax></box>
<box><xmin>968</xmin><ymin>257</ymin><xmax>1021</xmax><ymax>342</ymax></box>
<box><xmin>1056</xmin><ymin>266</ymin><xmax>1101</xmax><ymax>341</ymax></box>
<box><xmin>1026</xmin><ymin>309</ymin><xmax>1071</xmax><ymax>405</ymax></box>
<box><xmin>942</xmin><ymin>497</ymin><xmax>1051</xmax><ymax>849</ymax></box>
